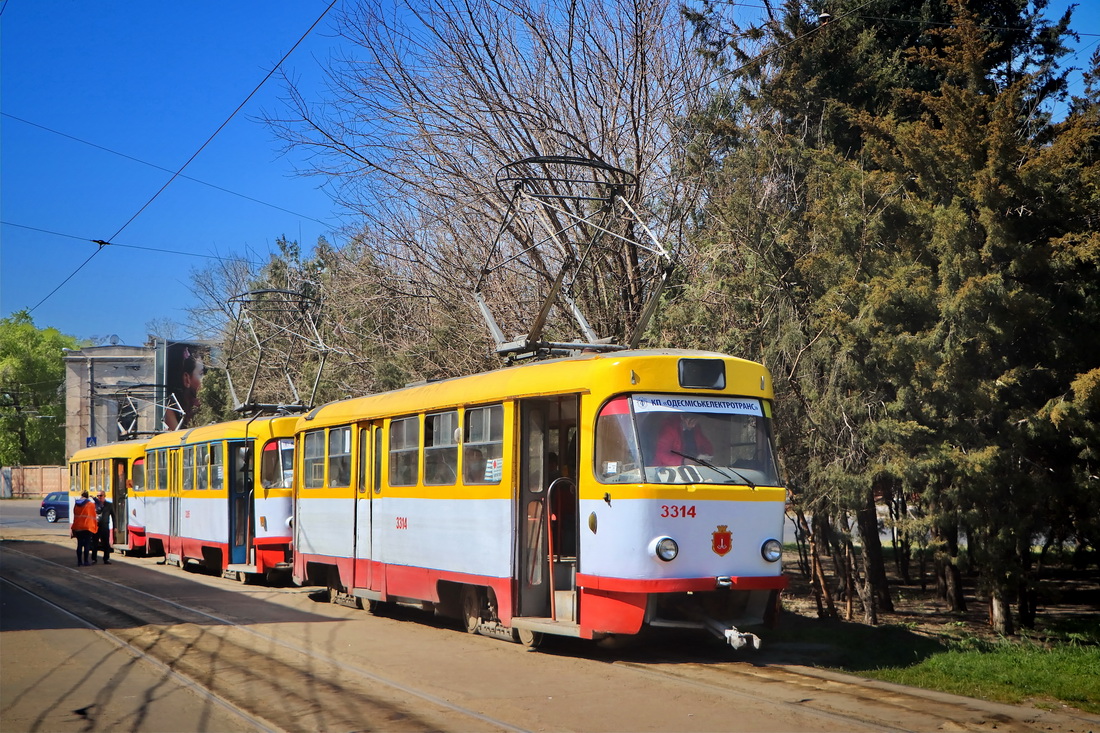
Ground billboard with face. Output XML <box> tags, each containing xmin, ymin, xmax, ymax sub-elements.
<box><xmin>162</xmin><ymin>341</ymin><xmax>207</xmax><ymax>430</ymax></box>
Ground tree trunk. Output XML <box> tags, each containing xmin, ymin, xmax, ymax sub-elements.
<box><xmin>989</xmin><ymin>590</ymin><xmax>1015</xmax><ymax>636</ymax></box>
<box><xmin>933</xmin><ymin>522</ymin><xmax>966</xmax><ymax>612</ymax></box>
<box><xmin>795</xmin><ymin>509</ymin><xmax>836</xmax><ymax>619</ymax></box>
<box><xmin>849</xmin><ymin>541</ymin><xmax>878</xmax><ymax>625</ymax></box>
<box><xmin>856</xmin><ymin>490</ymin><xmax>894</xmax><ymax>613</ymax></box>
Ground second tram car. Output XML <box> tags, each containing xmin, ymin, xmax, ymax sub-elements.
<box><xmin>139</xmin><ymin>415</ymin><xmax>296</xmax><ymax>581</ymax></box>
<box><xmin>293</xmin><ymin>349</ymin><xmax>787</xmax><ymax>648</ymax></box>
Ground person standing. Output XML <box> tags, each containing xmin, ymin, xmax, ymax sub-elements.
<box><xmin>93</xmin><ymin>490</ymin><xmax>114</xmax><ymax>564</ymax></box>
<box><xmin>71</xmin><ymin>491</ymin><xmax>98</xmax><ymax>567</ymax></box>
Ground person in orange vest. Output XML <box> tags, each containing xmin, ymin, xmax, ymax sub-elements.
<box><xmin>71</xmin><ymin>490</ymin><xmax>99</xmax><ymax>566</ymax></box>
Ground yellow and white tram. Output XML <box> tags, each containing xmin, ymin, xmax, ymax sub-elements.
<box><xmin>139</xmin><ymin>415</ymin><xmax>296</xmax><ymax>580</ymax></box>
<box><xmin>293</xmin><ymin>349</ymin><xmax>787</xmax><ymax>648</ymax></box>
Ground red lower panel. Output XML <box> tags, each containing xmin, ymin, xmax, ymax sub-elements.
<box><xmin>181</xmin><ymin>538</ymin><xmax>229</xmax><ymax>567</ymax></box>
<box><xmin>293</xmin><ymin>554</ymin><xmax>513</xmax><ymax>620</ymax></box>
<box><xmin>255</xmin><ymin>546</ymin><xmax>289</xmax><ymax>572</ymax></box>
<box><xmin>575</xmin><ymin>573</ymin><xmax>788</xmax><ymax>593</ymax></box>
<box><xmin>578</xmin><ymin>588</ymin><xmax>647</xmax><ymax>635</ymax></box>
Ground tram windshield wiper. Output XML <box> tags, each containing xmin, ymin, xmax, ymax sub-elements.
<box><xmin>671</xmin><ymin>450</ymin><xmax>756</xmax><ymax>489</ymax></box>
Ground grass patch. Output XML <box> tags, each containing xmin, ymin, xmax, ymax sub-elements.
<box><xmin>764</xmin><ymin>615</ymin><xmax>1100</xmax><ymax>714</ymax></box>
<box><xmin>861</xmin><ymin>640</ymin><xmax>1100</xmax><ymax>714</ymax></box>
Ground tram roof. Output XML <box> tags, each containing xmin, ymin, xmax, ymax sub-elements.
<box><xmin>68</xmin><ymin>438</ymin><xmax>149</xmax><ymax>464</ymax></box>
<box><xmin>302</xmin><ymin>348</ymin><xmax>772</xmax><ymax>429</ymax></box>
<box><xmin>143</xmin><ymin>414</ymin><xmax>299</xmax><ymax>449</ymax></box>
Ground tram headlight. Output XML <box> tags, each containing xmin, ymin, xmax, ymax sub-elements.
<box><xmin>651</xmin><ymin>536</ymin><xmax>679</xmax><ymax>562</ymax></box>
<box><xmin>761</xmin><ymin>539</ymin><xmax>782</xmax><ymax>563</ymax></box>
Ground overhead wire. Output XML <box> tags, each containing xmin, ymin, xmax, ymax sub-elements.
<box><xmin>1</xmin><ymin>222</ymin><xmax>267</xmax><ymax>266</ymax></box>
<box><xmin>2</xmin><ymin>112</ymin><xmax>333</xmax><ymax>227</ymax></box>
<box><xmin>26</xmin><ymin>0</ymin><xmax>340</xmax><ymax>315</ymax></box>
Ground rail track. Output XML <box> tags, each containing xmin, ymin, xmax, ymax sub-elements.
<box><xmin>3</xmin><ymin>537</ymin><xmax>1097</xmax><ymax>733</ymax></box>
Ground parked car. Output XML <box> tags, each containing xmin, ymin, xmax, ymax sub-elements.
<box><xmin>40</xmin><ymin>492</ymin><xmax>69</xmax><ymax>523</ymax></box>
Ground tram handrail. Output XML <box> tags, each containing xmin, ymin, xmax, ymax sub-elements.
<box><xmin>544</xmin><ymin>476</ymin><xmax>576</xmax><ymax>622</ymax></box>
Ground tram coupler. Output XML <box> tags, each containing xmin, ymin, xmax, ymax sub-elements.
<box><xmin>332</xmin><ymin>590</ymin><xmax>360</xmax><ymax>609</ymax></box>
<box><xmin>475</xmin><ymin>620</ymin><xmax>517</xmax><ymax>642</ymax></box>
<box><xmin>702</xmin><ymin>617</ymin><xmax>761</xmax><ymax>650</ymax></box>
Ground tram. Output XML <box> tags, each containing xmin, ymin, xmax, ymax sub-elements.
<box><xmin>138</xmin><ymin>415</ymin><xmax>297</xmax><ymax>581</ymax></box>
<box><xmin>68</xmin><ymin>439</ymin><xmax>149</xmax><ymax>553</ymax></box>
<box><xmin>293</xmin><ymin>349</ymin><xmax>787</xmax><ymax>648</ymax></box>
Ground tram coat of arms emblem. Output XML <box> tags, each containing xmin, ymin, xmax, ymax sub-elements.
<box><xmin>712</xmin><ymin>525</ymin><xmax>732</xmax><ymax>556</ymax></box>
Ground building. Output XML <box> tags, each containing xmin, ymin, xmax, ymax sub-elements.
<box><xmin>62</xmin><ymin>343</ymin><xmax>158</xmax><ymax>458</ymax></box>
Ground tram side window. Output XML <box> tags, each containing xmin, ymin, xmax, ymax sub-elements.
<box><xmin>389</xmin><ymin>417</ymin><xmax>419</xmax><ymax>487</ymax></box>
<box><xmin>464</xmin><ymin>405</ymin><xmax>503</xmax><ymax>485</ymax></box>
<box><xmin>183</xmin><ymin>446</ymin><xmax>195</xmax><ymax>491</ymax></box>
<box><xmin>303</xmin><ymin>431</ymin><xmax>325</xmax><ymax>489</ymax></box>
<box><xmin>156</xmin><ymin>450</ymin><xmax>168</xmax><ymax>492</ymax></box>
<box><xmin>209</xmin><ymin>442</ymin><xmax>224</xmax><ymax>490</ymax></box>
<box><xmin>196</xmin><ymin>444</ymin><xmax>211</xmax><ymax>490</ymax></box>
<box><xmin>132</xmin><ymin>458</ymin><xmax>145</xmax><ymax>492</ymax></box>
<box><xmin>424</xmin><ymin>411</ymin><xmax>458</xmax><ymax>486</ymax></box>
<box><xmin>328</xmin><ymin>427</ymin><xmax>352</xmax><ymax>488</ymax></box>
<box><xmin>261</xmin><ymin>439</ymin><xmax>293</xmax><ymax>489</ymax></box>
<box><xmin>69</xmin><ymin>464</ymin><xmax>79</xmax><ymax>493</ymax></box>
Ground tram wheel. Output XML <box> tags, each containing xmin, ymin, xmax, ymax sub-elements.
<box><xmin>462</xmin><ymin>586</ymin><xmax>483</xmax><ymax>634</ymax></box>
<box><xmin>515</xmin><ymin>628</ymin><xmax>543</xmax><ymax>650</ymax></box>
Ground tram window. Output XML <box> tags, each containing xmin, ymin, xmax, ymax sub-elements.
<box><xmin>424</xmin><ymin>411</ymin><xmax>459</xmax><ymax>486</ymax></box>
<box><xmin>69</xmin><ymin>464</ymin><xmax>79</xmax><ymax>493</ymax></box>
<box><xmin>196</xmin><ymin>444</ymin><xmax>210</xmax><ymax>490</ymax></box>
<box><xmin>261</xmin><ymin>439</ymin><xmax>293</xmax><ymax>489</ymax></box>
<box><xmin>303</xmin><ymin>431</ymin><xmax>325</xmax><ymax>488</ymax></box>
<box><xmin>132</xmin><ymin>458</ymin><xmax>145</xmax><ymax>492</ymax></box>
<box><xmin>463</xmin><ymin>405</ymin><xmax>503</xmax><ymax>485</ymax></box>
<box><xmin>594</xmin><ymin>396</ymin><xmax>643</xmax><ymax>483</ymax></box>
<box><xmin>156</xmin><ymin>450</ymin><xmax>168</xmax><ymax>492</ymax></box>
<box><xmin>328</xmin><ymin>427</ymin><xmax>352</xmax><ymax>488</ymax></box>
<box><xmin>389</xmin><ymin>417</ymin><xmax>419</xmax><ymax>487</ymax></box>
<box><xmin>210</xmin><ymin>442</ymin><xmax>224</xmax><ymax>490</ymax></box>
<box><xmin>183</xmin><ymin>447</ymin><xmax>194</xmax><ymax>491</ymax></box>
<box><xmin>358</xmin><ymin>429</ymin><xmax>369</xmax><ymax>493</ymax></box>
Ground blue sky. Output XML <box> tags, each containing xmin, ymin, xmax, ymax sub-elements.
<box><xmin>2</xmin><ymin>1</ymin><xmax>1097</xmax><ymax>347</ymax></box>
<box><xmin>2</xmin><ymin>1</ymin><xmax>345</xmax><ymax>345</ymax></box>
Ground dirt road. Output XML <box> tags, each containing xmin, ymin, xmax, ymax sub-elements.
<box><xmin>2</xmin><ymin>507</ymin><xmax>1097</xmax><ymax>733</ymax></box>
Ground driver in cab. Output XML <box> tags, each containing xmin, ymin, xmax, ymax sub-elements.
<box><xmin>654</xmin><ymin>413</ymin><xmax>713</xmax><ymax>465</ymax></box>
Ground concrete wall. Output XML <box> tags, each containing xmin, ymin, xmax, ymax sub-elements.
<box><xmin>1</xmin><ymin>465</ymin><xmax>67</xmax><ymax>498</ymax></box>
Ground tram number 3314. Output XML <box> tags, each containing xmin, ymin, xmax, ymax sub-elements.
<box><xmin>395</xmin><ymin>516</ymin><xmax>409</xmax><ymax>529</ymax></box>
<box><xmin>661</xmin><ymin>505</ymin><xmax>697</xmax><ymax>518</ymax></box>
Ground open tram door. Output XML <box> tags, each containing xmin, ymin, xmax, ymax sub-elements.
<box><xmin>227</xmin><ymin>442</ymin><xmax>253</xmax><ymax>566</ymax></box>
<box><xmin>514</xmin><ymin>395</ymin><xmax>580</xmax><ymax>638</ymax></box>
<box><xmin>113</xmin><ymin>459</ymin><xmax>130</xmax><ymax>550</ymax></box>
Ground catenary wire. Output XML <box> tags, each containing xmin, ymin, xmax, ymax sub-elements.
<box><xmin>2</xmin><ymin>112</ymin><xmax>333</xmax><ymax>228</ymax></box>
<box><xmin>25</xmin><ymin>0</ymin><xmax>339</xmax><ymax>315</ymax></box>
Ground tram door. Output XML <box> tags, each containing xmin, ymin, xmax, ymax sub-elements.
<box><xmin>113</xmin><ymin>459</ymin><xmax>129</xmax><ymax>545</ymax></box>
<box><xmin>168</xmin><ymin>449</ymin><xmax>182</xmax><ymax>557</ymax></box>
<box><xmin>517</xmin><ymin>396</ymin><xmax>579</xmax><ymax>620</ymax></box>
<box><xmin>118</xmin><ymin>453</ymin><xmax>140</xmax><ymax>545</ymax></box>
<box><xmin>353</xmin><ymin>422</ymin><xmax>381</xmax><ymax>591</ymax></box>
<box><xmin>228</xmin><ymin>442</ymin><xmax>252</xmax><ymax>565</ymax></box>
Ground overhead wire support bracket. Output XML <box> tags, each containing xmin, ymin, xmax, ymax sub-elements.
<box><xmin>473</xmin><ymin>155</ymin><xmax>678</xmax><ymax>361</ymax></box>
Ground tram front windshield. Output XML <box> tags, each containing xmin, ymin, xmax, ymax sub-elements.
<box><xmin>595</xmin><ymin>393</ymin><xmax>780</xmax><ymax>486</ymax></box>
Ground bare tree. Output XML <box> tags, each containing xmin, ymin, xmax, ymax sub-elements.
<box><xmin>267</xmin><ymin>0</ymin><xmax>709</xmax><ymax>346</ymax></box>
